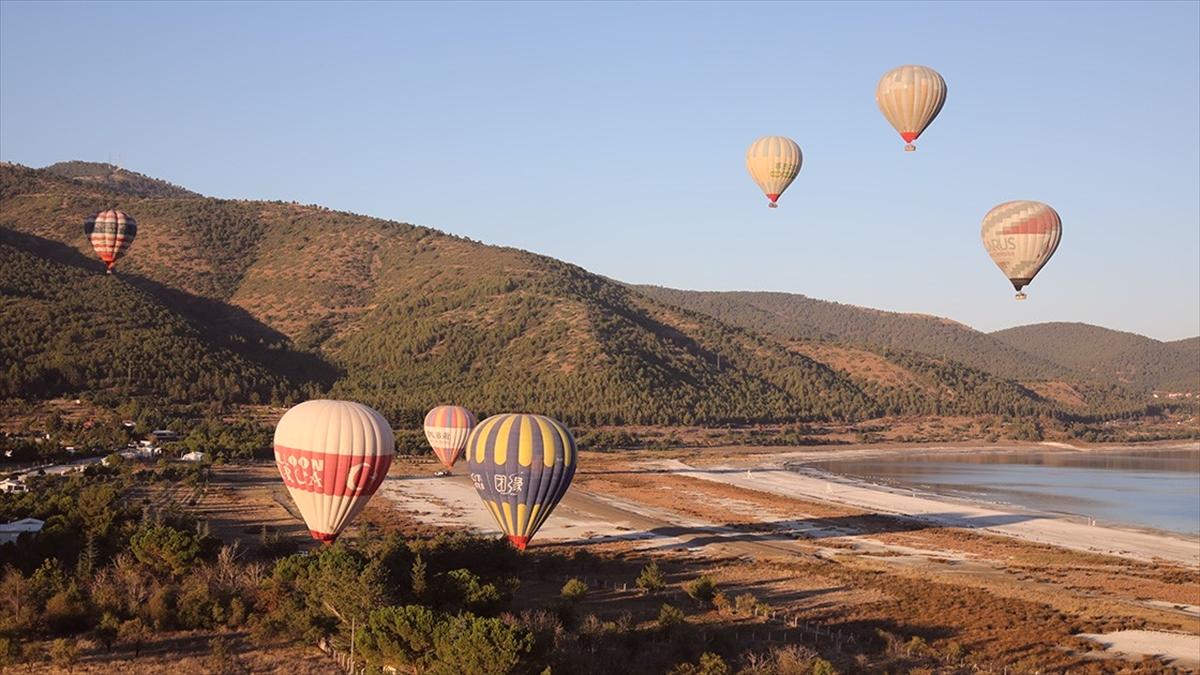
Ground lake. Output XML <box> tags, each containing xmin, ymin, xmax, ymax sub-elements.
<box><xmin>794</xmin><ymin>447</ymin><xmax>1200</xmax><ymax>535</ymax></box>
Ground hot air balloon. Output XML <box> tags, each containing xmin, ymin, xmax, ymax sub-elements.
<box><xmin>273</xmin><ymin>399</ymin><xmax>395</xmax><ymax>543</ymax></box>
<box><xmin>83</xmin><ymin>209</ymin><xmax>137</xmax><ymax>273</ymax></box>
<box><xmin>424</xmin><ymin>405</ymin><xmax>477</xmax><ymax>470</ymax></box>
<box><xmin>746</xmin><ymin>136</ymin><xmax>802</xmax><ymax>208</ymax></box>
<box><xmin>980</xmin><ymin>200</ymin><xmax>1062</xmax><ymax>300</ymax></box>
<box><xmin>876</xmin><ymin>65</ymin><xmax>947</xmax><ymax>151</ymax></box>
<box><xmin>465</xmin><ymin>413</ymin><xmax>576</xmax><ymax>550</ymax></box>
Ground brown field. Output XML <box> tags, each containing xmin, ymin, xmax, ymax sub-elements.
<box><xmin>25</xmin><ymin>446</ymin><xmax>1198</xmax><ymax>674</ymax></box>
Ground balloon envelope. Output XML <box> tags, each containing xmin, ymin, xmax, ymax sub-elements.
<box><xmin>84</xmin><ymin>209</ymin><xmax>137</xmax><ymax>272</ymax></box>
<box><xmin>980</xmin><ymin>200</ymin><xmax>1062</xmax><ymax>299</ymax></box>
<box><xmin>746</xmin><ymin>136</ymin><xmax>802</xmax><ymax>207</ymax></box>
<box><xmin>876</xmin><ymin>65</ymin><xmax>947</xmax><ymax>151</ymax></box>
<box><xmin>465</xmin><ymin>413</ymin><xmax>577</xmax><ymax>550</ymax></box>
<box><xmin>273</xmin><ymin>399</ymin><xmax>395</xmax><ymax>543</ymax></box>
<box><xmin>424</xmin><ymin>405</ymin><xmax>477</xmax><ymax>469</ymax></box>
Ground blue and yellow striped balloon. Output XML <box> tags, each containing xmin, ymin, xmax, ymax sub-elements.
<box><xmin>465</xmin><ymin>413</ymin><xmax>577</xmax><ymax>550</ymax></box>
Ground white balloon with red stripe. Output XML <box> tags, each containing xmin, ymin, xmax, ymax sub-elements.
<box><xmin>273</xmin><ymin>399</ymin><xmax>395</xmax><ymax>543</ymax></box>
<box><xmin>980</xmin><ymin>200</ymin><xmax>1063</xmax><ymax>300</ymax></box>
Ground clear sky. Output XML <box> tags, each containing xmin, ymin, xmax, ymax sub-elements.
<box><xmin>2</xmin><ymin>1</ymin><xmax>1197</xmax><ymax>340</ymax></box>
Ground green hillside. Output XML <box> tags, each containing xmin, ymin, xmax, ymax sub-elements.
<box><xmin>991</xmin><ymin>323</ymin><xmax>1200</xmax><ymax>392</ymax></box>
<box><xmin>633</xmin><ymin>287</ymin><xmax>1071</xmax><ymax>381</ymax></box>
<box><xmin>0</xmin><ymin>232</ymin><xmax>295</xmax><ymax>405</ymax></box>
<box><xmin>0</xmin><ymin>162</ymin><xmax>1160</xmax><ymax>428</ymax></box>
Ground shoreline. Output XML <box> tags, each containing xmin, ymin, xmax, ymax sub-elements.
<box><xmin>661</xmin><ymin>457</ymin><xmax>1200</xmax><ymax>566</ymax></box>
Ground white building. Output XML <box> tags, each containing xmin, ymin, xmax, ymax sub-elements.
<box><xmin>0</xmin><ymin>518</ymin><xmax>44</xmax><ymax>544</ymax></box>
<box><xmin>181</xmin><ymin>451</ymin><xmax>208</xmax><ymax>462</ymax></box>
<box><xmin>0</xmin><ymin>479</ymin><xmax>26</xmax><ymax>494</ymax></box>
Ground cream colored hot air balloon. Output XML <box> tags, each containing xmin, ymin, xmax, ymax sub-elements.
<box><xmin>876</xmin><ymin>65</ymin><xmax>946</xmax><ymax>151</ymax></box>
<box><xmin>746</xmin><ymin>136</ymin><xmax>802</xmax><ymax>208</ymax></box>
<box><xmin>273</xmin><ymin>400</ymin><xmax>395</xmax><ymax>543</ymax></box>
<box><xmin>981</xmin><ymin>200</ymin><xmax>1062</xmax><ymax>300</ymax></box>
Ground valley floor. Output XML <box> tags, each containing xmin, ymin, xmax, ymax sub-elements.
<box><xmin>24</xmin><ymin>442</ymin><xmax>1200</xmax><ymax>673</ymax></box>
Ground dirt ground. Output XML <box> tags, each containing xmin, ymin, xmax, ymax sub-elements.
<box><xmin>26</xmin><ymin>446</ymin><xmax>1200</xmax><ymax>673</ymax></box>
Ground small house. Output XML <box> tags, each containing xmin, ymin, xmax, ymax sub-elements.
<box><xmin>0</xmin><ymin>479</ymin><xmax>26</xmax><ymax>494</ymax></box>
<box><xmin>150</xmin><ymin>429</ymin><xmax>180</xmax><ymax>443</ymax></box>
<box><xmin>181</xmin><ymin>451</ymin><xmax>207</xmax><ymax>463</ymax></box>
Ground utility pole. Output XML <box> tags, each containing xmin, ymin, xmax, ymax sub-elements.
<box><xmin>348</xmin><ymin>617</ymin><xmax>355</xmax><ymax>674</ymax></box>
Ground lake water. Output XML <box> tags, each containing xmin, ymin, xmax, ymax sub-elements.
<box><xmin>795</xmin><ymin>448</ymin><xmax>1200</xmax><ymax>535</ymax></box>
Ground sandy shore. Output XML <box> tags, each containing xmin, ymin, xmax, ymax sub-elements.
<box><xmin>662</xmin><ymin>458</ymin><xmax>1200</xmax><ymax>566</ymax></box>
<box><xmin>1078</xmin><ymin>630</ymin><xmax>1200</xmax><ymax>669</ymax></box>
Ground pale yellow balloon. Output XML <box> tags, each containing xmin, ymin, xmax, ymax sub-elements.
<box><xmin>980</xmin><ymin>201</ymin><xmax>1062</xmax><ymax>300</ymax></box>
<box><xmin>746</xmin><ymin>136</ymin><xmax>802</xmax><ymax>208</ymax></box>
<box><xmin>876</xmin><ymin>65</ymin><xmax>947</xmax><ymax>151</ymax></box>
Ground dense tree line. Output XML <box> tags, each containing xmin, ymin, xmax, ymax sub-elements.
<box><xmin>0</xmin><ymin>242</ymin><xmax>294</xmax><ymax>405</ymax></box>
<box><xmin>633</xmin><ymin>286</ymin><xmax>1073</xmax><ymax>382</ymax></box>
<box><xmin>992</xmin><ymin>322</ymin><xmax>1199</xmax><ymax>393</ymax></box>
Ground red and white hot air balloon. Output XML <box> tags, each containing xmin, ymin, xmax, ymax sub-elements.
<box><xmin>423</xmin><ymin>405</ymin><xmax>476</xmax><ymax>470</ymax></box>
<box><xmin>83</xmin><ymin>209</ymin><xmax>137</xmax><ymax>273</ymax></box>
<box><xmin>273</xmin><ymin>400</ymin><xmax>395</xmax><ymax>543</ymax></box>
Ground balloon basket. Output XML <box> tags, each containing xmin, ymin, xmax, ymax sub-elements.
<box><xmin>767</xmin><ymin>202</ymin><xmax>778</xmax><ymax>209</ymax></box>
<box><xmin>1014</xmin><ymin>292</ymin><xmax>1027</xmax><ymax>301</ymax></box>
<box><xmin>904</xmin><ymin>144</ymin><xmax>916</xmax><ymax>152</ymax></box>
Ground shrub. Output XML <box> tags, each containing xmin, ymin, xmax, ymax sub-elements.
<box><xmin>560</xmin><ymin>578</ymin><xmax>588</xmax><ymax>603</ymax></box>
<box><xmin>811</xmin><ymin>657</ymin><xmax>838</xmax><ymax>675</ymax></box>
<box><xmin>427</xmin><ymin>613</ymin><xmax>534</xmax><ymax>675</ymax></box>
<box><xmin>657</xmin><ymin>603</ymin><xmax>686</xmax><ymax>630</ymax></box>
<box><xmin>443</xmin><ymin>568</ymin><xmax>502</xmax><ymax>614</ymax></box>
<box><xmin>410</xmin><ymin>555</ymin><xmax>427</xmax><ymax>600</ymax></box>
<box><xmin>733</xmin><ymin>592</ymin><xmax>763</xmax><ymax>616</ymax></box>
<box><xmin>669</xmin><ymin>652</ymin><xmax>730</xmax><ymax>675</ymax></box>
<box><xmin>711</xmin><ymin>592</ymin><xmax>732</xmax><ymax>615</ymax></box>
<box><xmin>48</xmin><ymin>638</ymin><xmax>78</xmax><ymax>671</ymax></box>
<box><xmin>356</xmin><ymin>605</ymin><xmax>443</xmax><ymax>670</ymax></box>
<box><xmin>205</xmin><ymin>636</ymin><xmax>242</xmax><ymax>675</ymax></box>
<box><xmin>684</xmin><ymin>575</ymin><xmax>717</xmax><ymax>606</ymax></box>
<box><xmin>129</xmin><ymin>525</ymin><xmax>201</xmax><ymax>577</ymax></box>
<box><xmin>636</xmin><ymin>561</ymin><xmax>666</xmax><ymax>593</ymax></box>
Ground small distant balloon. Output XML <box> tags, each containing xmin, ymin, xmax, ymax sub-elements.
<box><xmin>465</xmin><ymin>413</ymin><xmax>577</xmax><ymax>550</ymax></box>
<box><xmin>876</xmin><ymin>65</ymin><xmax>946</xmax><ymax>151</ymax></box>
<box><xmin>980</xmin><ymin>200</ymin><xmax>1062</xmax><ymax>300</ymax></box>
<box><xmin>424</xmin><ymin>405</ymin><xmax>477</xmax><ymax>469</ymax></box>
<box><xmin>273</xmin><ymin>399</ymin><xmax>395</xmax><ymax>543</ymax></box>
<box><xmin>84</xmin><ymin>209</ymin><xmax>137</xmax><ymax>273</ymax></box>
<box><xmin>746</xmin><ymin>136</ymin><xmax>802</xmax><ymax>208</ymax></box>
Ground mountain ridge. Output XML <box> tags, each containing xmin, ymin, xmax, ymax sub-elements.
<box><xmin>0</xmin><ymin>161</ymin><xmax>1184</xmax><ymax>428</ymax></box>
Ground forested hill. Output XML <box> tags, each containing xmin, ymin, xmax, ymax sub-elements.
<box><xmin>991</xmin><ymin>323</ymin><xmax>1200</xmax><ymax>393</ymax></box>
<box><xmin>42</xmin><ymin>161</ymin><xmax>200</xmax><ymax>199</ymax></box>
<box><xmin>633</xmin><ymin>286</ymin><xmax>1071</xmax><ymax>382</ymax></box>
<box><xmin>0</xmin><ymin>161</ymin><xmax>1158</xmax><ymax>427</ymax></box>
<box><xmin>0</xmin><ymin>234</ymin><xmax>297</xmax><ymax>405</ymax></box>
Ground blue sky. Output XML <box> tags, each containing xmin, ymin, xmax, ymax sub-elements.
<box><xmin>3</xmin><ymin>1</ymin><xmax>1197</xmax><ymax>340</ymax></box>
